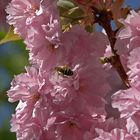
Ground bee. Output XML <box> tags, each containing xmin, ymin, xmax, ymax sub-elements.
<box><xmin>55</xmin><ymin>66</ymin><xmax>73</xmax><ymax>76</ymax></box>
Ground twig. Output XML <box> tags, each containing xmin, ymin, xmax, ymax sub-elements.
<box><xmin>92</xmin><ymin>7</ymin><xmax>130</xmax><ymax>88</ymax></box>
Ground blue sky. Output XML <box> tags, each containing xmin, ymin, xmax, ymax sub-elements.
<box><xmin>125</xmin><ymin>0</ymin><xmax>140</xmax><ymax>8</ymax></box>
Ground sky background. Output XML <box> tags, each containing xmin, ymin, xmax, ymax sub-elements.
<box><xmin>125</xmin><ymin>0</ymin><xmax>140</xmax><ymax>8</ymax></box>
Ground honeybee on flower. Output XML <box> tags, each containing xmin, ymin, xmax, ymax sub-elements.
<box><xmin>55</xmin><ymin>66</ymin><xmax>73</xmax><ymax>76</ymax></box>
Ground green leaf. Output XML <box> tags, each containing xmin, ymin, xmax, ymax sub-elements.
<box><xmin>58</xmin><ymin>0</ymin><xmax>85</xmax><ymax>31</ymax></box>
<box><xmin>57</xmin><ymin>0</ymin><xmax>75</xmax><ymax>9</ymax></box>
<box><xmin>0</xmin><ymin>26</ymin><xmax>21</xmax><ymax>45</ymax></box>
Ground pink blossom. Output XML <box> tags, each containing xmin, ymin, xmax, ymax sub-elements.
<box><xmin>6</xmin><ymin>0</ymin><xmax>61</xmax><ymax>61</ymax></box>
<box><xmin>25</xmin><ymin>11</ymin><xmax>62</xmax><ymax>61</ymax></box>
<box><xmin>7</xmin><ymin>66</ymin><xmax>45</xmax><ymax>102</ymax></box>
<box><xmin>7</xmin><ymin>25</ymin><xmax>112</xmax><ymax>139</ymax></box>
<box><xmin>94</xmin><ymin>128</ymin><xmax>136</xmax><ymax>140</ymax></box>
<box><xmin>112</xmin><ymin>87</ymin><xmax>140</xmax><ymax>118</ymax></box>
<box><xmin>7</xmin><ymin>66</ymin><xmax>55</xmax><ymax>139</ymax></box>
<box><xmin>25</xmin><ymin>26</ymin><xmax>62</xmax><ymax>61</ymax></box>
<box><xmin>116</xmin><ymin>10</ymin><xmax>140</xmax><ymax>53</ymax></box>
<box><xmin>115</xmin><ymin>10</ymin><xmax>140</xmax><ymax>70</ymax></box>
<box><xmin>6</xmin><ymin>0</ymin><xmax>61</xmax><ymax>66</ymax></box>
<box><xmin>53</xmin><ymin>113</ymin><xmax>96</xmax><ymax>140</ymax></box>
<box><xmin>86</xmin><ymin>117</ymin><xmax>127</xmax><ymax>139</ymax></box>
<box><xmin>10</xmin><ymin>108</ymin><xmax>56</xmax><ymax>140</ymax></box>
<box><xmin>112</xmin><ymin>37</ymin><xmax>140</xmax><ymax>120</ymax></box>
<box><xmin>6</xmin><ymin>0</ymin><xmax>59</xmax><ymax>38</ymax></box>
<box><xmin>7</xmin><ymin>0</ymin><xmax>140</xmax><ymax>138</ymax></box>
<box><xmin>46</xmin><ymin>25</ymin><xmax>111</xmax><ymax>116</ymax></box>
<box><xmin>127</xmin><ymin>47</ymin><xmax>140</xmax><ymax>91</ymax></box>
<box><xmin>126</xmin><ymin>117</ymin><xmax>140</xmax><ymax>138</ymax></box>
<box><xmin>93</xmin><ymin>116</ymin><xmax>140</xmax><ymax>139</ymax></box>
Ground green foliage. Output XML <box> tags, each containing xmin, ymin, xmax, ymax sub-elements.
<box><xmin>0</xmin><ymin>26</ymin><xmax>21</xmax><ymax>45</ymax></box>
<box><xmin>0</xmin><ymin>28</ymin><xmax>28</xmax><ymax>139</ymax></box>
<box><xmin>58</xmin><ymin>0</ymin><xmax>75</xmax><ymax>9</ymax></box>
<box><xmin>0</xmin><ymin>30</ymin><xmax>29</xmax><ymax>75</ymax></box>
<box><xmin>58</xmin><ymin>0</ymin><xmax>84</xmax><ymax>31</ymax></box>
<box><xmin>0</xmin><ymin>102</ymin><xmax>16</xmax><ymax>140</ymax></box>
<box><xmin>0</xmin><ymin>129</ymin><xmax>16</xmax><ymax>140</ymax></box>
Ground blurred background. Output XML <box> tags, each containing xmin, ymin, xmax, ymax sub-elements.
<box><xmin>0</xmin><ymin>0</ymin><xmax>140</xmax><ymax>139</ymax></box>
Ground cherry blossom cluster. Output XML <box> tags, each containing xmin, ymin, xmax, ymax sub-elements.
<box><xmin>6</xmin><ymin>0</ymin><xmax>140</xmax><ymax>139</ymax></box>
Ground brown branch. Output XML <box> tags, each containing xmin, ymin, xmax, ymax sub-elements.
<box><xmin>92</xmin><ymin>7</ymin><xmax>130</xmax><ymax>88</ymax></box>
